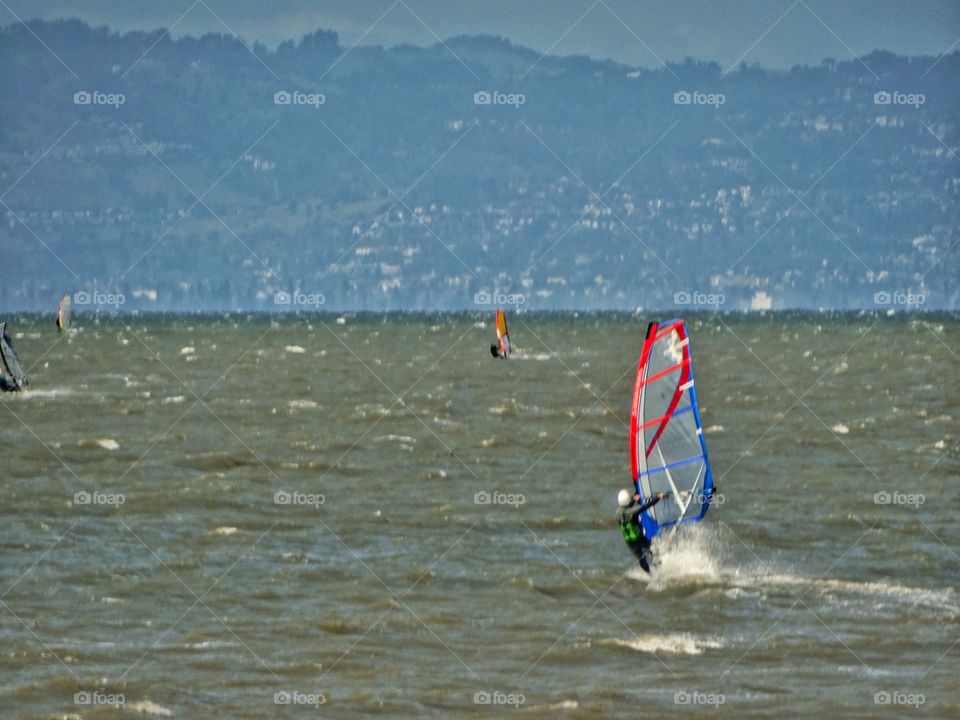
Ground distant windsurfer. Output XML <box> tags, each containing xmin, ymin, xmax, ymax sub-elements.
<box><xmin>491</xmin><ymin>309</ymin><xmax>511</xmax><ymax>358</ymax></box>
<box><xmin>616</xmin><ymin>489</ymin><xmax>666</xmax><ymax>573</ymax></box>
<box><xmin>0</xmin><ymin>322</ymin><xmax>26</xmax><ymax>392</ymax></box>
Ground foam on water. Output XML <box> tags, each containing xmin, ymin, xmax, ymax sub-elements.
<box><xmin>287</xmin><ymin>399</ymin><xmax>318</xmax><ymax>410</ymax></box>
<box><xmin>3</xmin><ymin>387</ymin><xmax>75</xmax><ymax>398</ymax></box>
<box><xmin>601</xmin><ymin>633</ymin><xmax>724</xmax><ymax>655</ymax></box>
<box><xmin>751</xmin><ymin>573</ymin><xmax>959</xmax><ymax>613</ymax></box>
<box><xmin>643</xmin><ymin>524</ymin><xmax>724</xmax><ymax>591</ymax></box>
<box><xmin>127</xmin><ymin>700</ymin><xmax>173</xmax><ymax>716</ymax></box>
<box><xmin>634</xmin><ymin>524</ymin><xmax>958</xmax><ymax>616</ymax></box>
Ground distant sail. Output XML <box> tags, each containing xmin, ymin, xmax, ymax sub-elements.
<box><xmin>56</xmin><ymin>293</ymin><xmax>71</xmax><ymax>333</ymax></box>
<box><xmin>0</xmin><ymin>322</ymin><xmax>27</xmax><ymax>390</ymax></box>
<box><xmin>629</xmin><ymin>319</ymin><xmax>713</xmax><ymax>539</ymax></box>
<box><xmin>495</xmin><ymin>309</ymin><xmax>511</xmax><ymax>358</ymax></box>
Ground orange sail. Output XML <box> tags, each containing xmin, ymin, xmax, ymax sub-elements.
<box><xmin>495</xmin><ymin>309</ymin><xmax>511</xmax><ymax>358</ymax></box>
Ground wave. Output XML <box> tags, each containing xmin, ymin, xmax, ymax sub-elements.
<box><xmin>8</xmin><ymin>387</ymin><xmax>77</xmax><ymax>399</ymax></box>
<box><xmin>601</xmin><ymin>633</ymin><xmax>724</xmax><ymax>655</ymax></box>
<box><xmin>127</xmin><ymin>700</ymin><xmax>173</xmax><ymax>716</ymax></box>
<box><xmin>753</xmin><ymin>573</ymin><xmax>958</xmax><ymax>613</ymax></box>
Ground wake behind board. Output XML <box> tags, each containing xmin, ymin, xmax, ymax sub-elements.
<box><xmin>629</xmin><ymin>319</ymin><xmax>714</xmax><ymax>541</ymax></box>
<box><xmin>0</xmin><ymin>322</ymin><xmax>27</xmax><ymax>391</ymax></box>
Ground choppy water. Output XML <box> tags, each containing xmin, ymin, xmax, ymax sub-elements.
<box><xmin>1</xmin><ymin>312</ymin><xmax>957</xmax><ymax>719</ymax></box>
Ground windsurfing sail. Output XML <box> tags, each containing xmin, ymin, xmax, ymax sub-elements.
<box><xmin>495</xmin><ymin>309</ymin><xmax>511</xmax><ymax>358</ymax></box>
<box><xmin>629</xmin><ymin>319</ymin><xmax>713</xmax><ymax>540</ymax></box>
<box><xmin>0</xmin><ymin>322</ymin><xmax>27</xmax><ymax>390</ymax></box>
<box><xmin>56</xmin><ymin>293</ymin><xmax>71</xmax><ymax>333</ymax></box>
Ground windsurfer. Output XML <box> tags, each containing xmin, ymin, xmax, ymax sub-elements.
<box><xmin>616</xmin><ymin>489</ymin><xmax>666</xmax><ymax>572</ymax></box>
<box><xmin>490</xmin><ymin>342</ymin><xmax>502</xmax><ymax>358</ymax></box>
<box><xmin>0</xmin><ymin>322</ymin><xmax>26</xmax><ymax>392</ymax></box>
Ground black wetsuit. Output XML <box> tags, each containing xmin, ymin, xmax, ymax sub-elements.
<box><xmin>616</xmin><ymin>495</ymin><xmax>664</xmax><ymax>572</ymax></box>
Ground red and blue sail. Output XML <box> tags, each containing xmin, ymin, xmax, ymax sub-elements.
<box><xmin>629</xmin><ymin>319</ymin><xmax>714</xmax><ymax>539</ymax></box>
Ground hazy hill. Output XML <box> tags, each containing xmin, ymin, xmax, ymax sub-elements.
<box><xmin>1</xmin><ymin>19</ymin><xmax>957</xmax><ymax>310</ymax></box>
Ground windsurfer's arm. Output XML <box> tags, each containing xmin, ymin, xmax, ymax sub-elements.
<box><xmin>636</xmin><ymin>492</ymin><xmax>666</xmax><ymax>513</ymax></box>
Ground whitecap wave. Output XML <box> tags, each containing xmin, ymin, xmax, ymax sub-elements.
<box><xmin>601</xmin><ymin>633</ymin><xmax>723</xmax><ymax>655</ymax></box>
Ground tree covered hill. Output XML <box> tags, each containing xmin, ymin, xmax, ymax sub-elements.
<box><xmin>1</xmin><ymin>19</ymin><xmax>957</xmax><ymax>310</ymax></box>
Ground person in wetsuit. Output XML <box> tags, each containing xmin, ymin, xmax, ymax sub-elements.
<box><xmin>616</xmin><ymin>489</ymin><xmax>666</xmax><ymax>573</ymax></box>
<box><xmin>0</xmin><ymin>323</ymin><xmax>24</xmax><ymax>392</ymax></box>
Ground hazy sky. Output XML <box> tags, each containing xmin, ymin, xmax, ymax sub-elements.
<box><xmin>2</xmin><ymin>0</ymin><xmax>958</xmax><ymax>68</ymax></box>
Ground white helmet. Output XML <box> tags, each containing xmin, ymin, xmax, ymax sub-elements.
<box><xmin>617</xmin><ymin>489</ymin><xmax>633</xmax><ymax>507</ymax></box>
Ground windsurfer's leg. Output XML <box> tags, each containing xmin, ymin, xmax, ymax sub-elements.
<box><xmin>626</xmin><ymin>539</ymin><xmax>652</xmax><ymax>572</ymax></box>
<box><xmin>627</xmin><ymin>541</ymin><xmax>649</xmax><ymax>572</ymax></box>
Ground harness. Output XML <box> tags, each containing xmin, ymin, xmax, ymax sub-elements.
<box><xmin>619</xmin><ymin>519</ymin><xmax>641</xmax><ymax>543</ymax></box>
